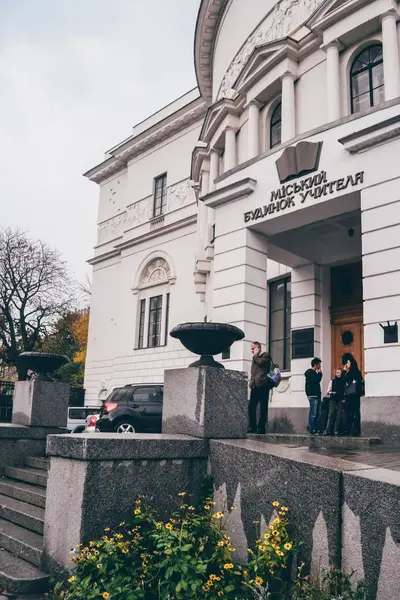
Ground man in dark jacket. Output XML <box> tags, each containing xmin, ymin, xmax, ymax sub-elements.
<box><xmin>304</xmin><ymin>357</ymin><xmax>322</xmax><ymax>434</ymax></box>
<box><xmin>248</xmin><ymin>342</ymin><xmax>272</xmax><ymax>434</ymax></box>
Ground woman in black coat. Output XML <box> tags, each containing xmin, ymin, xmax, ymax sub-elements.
<box><xmin>341</xmin><ymin>353</ymin><xmax>364</xmax><ymax>436</ymax></box>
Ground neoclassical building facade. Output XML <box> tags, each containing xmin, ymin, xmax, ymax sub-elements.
<box><xmin>84</xmin><ymin>0</ymin><xmax>400</xmax><ymax>437</ymax></box>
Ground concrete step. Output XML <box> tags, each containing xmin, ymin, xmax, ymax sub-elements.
<box><xmin>0</xmin><ymin>548</ymin><xmax>48</xmax><ymax>595</ymax></box>
<box><xmin>0</xmin><ymin>519</ymin><xmax>42</xmax><ymax>568</ymax></box>
<box><xmin>0</xmin><ymin>495</ymin><xmax>44</xmax><ymax>535</ymax></box>
<box><xmin>0</xmin><ymin>479</ymin><xmax>46</xmax><ymax>510</ymax></box>
<box><xmin>249</xmin><ymin>433</ymin><xmax>382</xmax><ymax>449</ymax></box>
<box><xmin>3</xmin><ymin>468</ymin><xmax>47</xmax><ymax>490</ymax></box>
<box><xmin>23</xmin><ymin>458</ymin><xmax>49</xmax><ymax>473</ymax></box>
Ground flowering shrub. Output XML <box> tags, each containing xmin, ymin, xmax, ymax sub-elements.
<box><xmin>49</xmin><ymin>488</ymin><xmax>364</xmax><ymax>600</ymax></box>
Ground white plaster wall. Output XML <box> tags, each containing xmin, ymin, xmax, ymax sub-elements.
<box><xmin>125</xmin><ymin>123</ymin><xmax>201</xmax><ymax>204</ymax></box>
<box><xmin>361</xmin><ymin>177</ymin><xmax>400</xmax><ymax>397</ymax></box>
<box><xmin>296</xmin><ymin>54</ymin><xmax>327</xmax><ymax>135</ymax></box>
<box><xmin>212</xmin><ymin>0</ymin><xmax>277</xmax><ymax>100</ymax></box>
<box><xmin>84</xmin><ymin>223</ymin><xmax>204</xmax><ymax>403</ymax></box>
<box><xmin>98</xmin><ymin>171</ymin><xmax>128</xmax><ymax>223</ymax></box>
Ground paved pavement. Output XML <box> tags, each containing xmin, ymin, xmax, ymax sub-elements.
<box><xmin>308</xmin><ymin>445</ymin><xmax>400</xmax><ymax>471</ymax></box>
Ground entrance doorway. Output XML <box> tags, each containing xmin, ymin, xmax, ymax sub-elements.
<box><xmin>330</xmin><ymin>262</ymin><xmax>364</xmax><ymax>374</ymax></box>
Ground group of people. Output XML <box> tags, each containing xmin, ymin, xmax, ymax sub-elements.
<box><xmin>247</xmin><ymin>341</ymin><xmax>364</xmax><ymax>437</ymax></box>
<box><xmin>304</xmin><ymin>354</ymin><xmax>364</xmax><ymax>436</ymax></box>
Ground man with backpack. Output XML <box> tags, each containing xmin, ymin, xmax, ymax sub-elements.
<box><xmin>248</xmin><ymin>342</ymin><xmax>279</xmax><ymax>434</ymax></box>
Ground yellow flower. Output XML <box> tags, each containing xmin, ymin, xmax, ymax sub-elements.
<box><xmin>255</xmin><ymin>576</ymin><xmax>264</xmax><ymax>585</ymax></box>
<box><xmin>178</xmin><ymin>492</ymin><xmax>186</xmax><ymax>496</ymax></box>
<box><xmin>102</xmin><ymin>593</ymin><xmax>110</xmax><ymax>600</ymax></box>
<box><xmin>228</xmin><ymin>547</ymin><xmax>236</xmax><ymax>552</ymax></box>
<box><xmin>284</xmin><ymin>543</ymin><xmax>292</xmax><ymax>550</ymax></box>
<box><xmin>272</xmin><ymin>501</ymin><xmax>280</xmax><ymax>507</ymax></box>
<box><xmin>165</xmin><ymin>523</ymin><xmax>173</xmax><ymax>531</ymax></box>
<box><xmin>230</xmin><ymin>505</ymin><xmax>237</xmax><ymax>510</ymax></box>
<box><xmin>223</xmin><ymin>563</ymin><xmax>233</xmax><ymax>569</ymax></box>
<box><xmin>119</xmin><ymin>521</ymin><xmax>125</xmax><ymax>526</ymax></box>
<box><xmin>281</xmin><ymin>506</ymin><xmax>288</xmax><ymax>511</ymax></box>
<box><xmin>272</xmin><ymin>530</ymin><xmax>279</xmax><ymax>536</ymax></box>
<box><xmin>104</xmin><ymin>527</ymin><xmax>110</xmax><ymax>532</ymax></box>
<box><xmin>68</xmin><ymin>576</ymin><xmax>76</xmax><ymax>583</ymax></box>
<box><xmin>274</xmin><ymin>518</ymin><xmax>281</xmax><ymax>524</ymax></box>
<box><xmin>264</xmin><ymin>533</ymin><xmax>270</xmax><ymax>539</ymax></box>
<box><xmin>97</xmin><ymin>563</ymin><xmax>102</xmax><ymax>569</ymax></box>
<box><xmin>212</xmin><ymin>512</ymin><xmax>224</xmax><ymax>519</ymax></box>
<box><xmin>134</xmin><ymin>508</ymin><xmax>141</xmax><ymax>515</ymax></box>
<box><xmin>243</xmin><ymin>570</ymin><xmax>248</xmax><ymax>577</ymax></box>
<box><xmin>258</xmin><ymin>545</ymin><xmax>265</xmax><ymax>551</ymax></box>
<box><xmin>217</xmin><ymin>541</ymin><xmax>225</xmax><ymax>547</ymax></box>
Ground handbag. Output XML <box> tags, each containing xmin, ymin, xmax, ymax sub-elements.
<box><xmin>344</xmin><ymin>378</ymin><xmax>364</xmax><ymax>397</ymax></box>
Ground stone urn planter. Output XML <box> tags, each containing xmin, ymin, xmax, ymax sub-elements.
<box><xmin>169</xmin><ymin>322</ymin><xmax>245</xmax><ymax>368</ymax></box>
<box><xmin>18</xmin><ymin>352</ymin><xmax>70</xmax><ymax>381</ymax></box>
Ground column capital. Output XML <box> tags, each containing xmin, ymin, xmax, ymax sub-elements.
<box><xmin>280</xmin><ymin>70</ymin><xmax>297</xmax><ymax>82</ymax></box>
<box><xmin>245</xmin><ymin>98</ymin><xmax>263</xmax><ymax>110</ymax></box>
<box><xmin>379</xmin><ymin>8</ymin><xmax>398</xmax><ymax>23</ymax></box>
<box><xmin>224</xmin><ymin>125</ymin><xmax>239</xmax><ymax>133</ymax></box>
<box><xmin>320</xmin><ymin>39</ymin><xmax>343</xmax><ymax>52</ymax></box>
<box><xmin>209</xmin><ymin>147</ymin><xmax>221</xmax><ymax>157</ymax></box>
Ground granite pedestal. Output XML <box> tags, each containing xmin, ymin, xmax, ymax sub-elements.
<box><xmin>43</xmin><ymin>434</ymin><xmax>209</xmax><ymax>571</ymax></box>
<box><xmin>12</xmin><ymin>381</ymin><xmax>69</xmax><ymax>428</ymax></box>
<box><xmin>162</xmin><ymin>366</ymin><xmax>248</xmax><ymax>438</ymax></box>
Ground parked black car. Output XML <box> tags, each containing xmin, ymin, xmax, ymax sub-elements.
<box><xmin>96</xmin><ymin>384</ymin><xmax>163</xmax><ymax>433</ymax></box>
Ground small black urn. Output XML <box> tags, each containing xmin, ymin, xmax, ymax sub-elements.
<box><xmin>170</xmin><ymin>322</ymin><xmax>245</xmax><ymax>369</ymax></box>
<box><xmin>19</xmin><ymin>352</ymin><xmax>70</xmax><ymax>381</ymax></box>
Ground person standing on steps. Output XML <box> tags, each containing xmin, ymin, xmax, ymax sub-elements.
<box><xmin>304</xmin><ymin>358</ymin><xmax>323</xmax><ymax>435</ymax></box>
<box><xmin>322</xmin><ymin>368</ymin><xmax>345</xmax><ymax>436</ymax></box>
<box><xmin>342</xmin><ymin>353</ymin><xmax>364</xmax><ymax>436</ymax></box>
<box><xmin>248</xmin><ymin>342</ymin><xmax>272</xmax><ymax>434</ymax></box>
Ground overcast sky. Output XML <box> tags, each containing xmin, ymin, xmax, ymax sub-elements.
<box><xmin>0</xmin><ymin>0</ymin><xmax>199</xmax><ymax>288</ymax></box>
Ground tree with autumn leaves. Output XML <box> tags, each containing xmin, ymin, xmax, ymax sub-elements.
<box><xmin>0</xmin><ymin>227</ymin><xmax>89</xmax><ymax>385</ymax></box>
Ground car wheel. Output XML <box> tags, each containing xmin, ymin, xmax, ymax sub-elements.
<box><xmin>114</xmin><ymin>420</ymin><xmax>137</xmax><ymax>434</ymax></box>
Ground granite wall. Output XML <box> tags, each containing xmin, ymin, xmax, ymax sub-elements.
<box><xmin>209</xmin><ymin>439</ymin><xmax>400</xmax><ymax>600</ymax></box>
<box><xmin>43</xmin><ymin>434</ymin><xmax>209</xmax><ymax>572</ymax></box>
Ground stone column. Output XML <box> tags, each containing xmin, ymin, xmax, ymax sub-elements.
<box><xmin>281</xmin><ymin>72</ymin><xmax>296</xmax><ymax>142</ymax></box>
<box><xmin>381</xmin><ymin>10</ymin><xmax>400</xmax><ymax>101</ymax></box>
<box><xmin>247</xmin><ymin>100</ymin><xmax>261</xmax><ymax>159</ymax></box>
<box><xmin>212</xmin><ymin>228</ymin><xmax>268</xmax><ymax>374</ymax></box>
<box><xmin>325</xmin><ymin>41</ymin><xmax>341</xmax><ymax>121</ymax></box>
<box><xmin>209</xmin><ymin>148</ymin><xmax>219</xmax><ymax>192</ymax></box>
<box><xmin>290</xmin><ymin>264</ymin><xmax>322</xmax><ymax>407</ymax></box>
<box><xmin>224</xmin><ymin>127</ymin><xmax>237</xmax><ymax>172</ymax></box>
<box><xmin>197</xmin><ymin>165</ymin><xmax>210</xmax><ymax>257</ymax></box>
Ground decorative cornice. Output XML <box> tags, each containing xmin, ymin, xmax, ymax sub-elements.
<box><xmin>338</xmin><ymin>114</ymin><xmax>400</xmax><ymax>153</ymax></box>
<box><xmin>201</xmin><ymin>177</ymin><xmax>257</xmax><ymax>208</ymax></box>
<box><xmin>199</xmin><ymin>95</ymin><xmax>244</xmax><ymax>143</ymax></box>
<box><xmin>84</xmin><ymin>97</ymin><xmax>207</xmax><ymax>184</ymax></box>
<box><xmin>307</xmin><ymin>0</ymin><xmax>377</xmax><ymax>32</ymax></box>
<box><xmin>194</xmin><ymin>0</ymin><xmax>230</xmax><ymax>101</ymax></box>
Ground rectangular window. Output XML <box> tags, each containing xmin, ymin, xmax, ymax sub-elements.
<box><xmin>148</xmin><ymin>295</ymin><xmax>163</xmax><ymax>347</ymax></box>
<box><xmin>138</xmin><ymin>299</ymin><xmax>146</xmax><ymax>349</ymax></box>
<box><xmin>164</xmin><ymin>293</ymin><xmax>170</xmax><ymax>346</ymax></box>
<box><xmin>269</xmin><ymin>277</ymin><xmax>291</xmax><ymax>371</ymax></box>
<box><xmin>153</xmin><ymin>174</ymin><xmax>167</xmax><ymax>217</ymax></box>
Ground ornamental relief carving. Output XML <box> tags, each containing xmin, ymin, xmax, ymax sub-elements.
<box><xmin>218</xmin><ymin>0</ymin><xmax>324</xmax><ymax>99</ymax></box>
<box><xmin>97</xmin><ymin>179</ymin><xmax>194</xmax><ymax>245</ymax></box>
<box><xmin>139</xmin><ymin>258</ymin><xmax>171</xmax><ymax>287</ymax></box>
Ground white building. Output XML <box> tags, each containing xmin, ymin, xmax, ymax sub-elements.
<box><xmin>84</xmin><ymin>0</ymin><xmax>400</xmax><ymax>438</ymax></box>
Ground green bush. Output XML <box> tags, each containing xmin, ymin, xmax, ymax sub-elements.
<box><xmin>49</xmin><ymin>487</ymin><xmax>365</xmax><ymax>600</ymax></box>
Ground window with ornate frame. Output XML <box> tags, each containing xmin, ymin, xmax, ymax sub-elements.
<box><xmin>270</xmin><ymin>102</ymin><xmax>282</xmax><ymax>149</ymax></box>
<box><xmin>350</xmin><ymin>44</ymin><xmax>384</xmax><ymax>114</ymax></box>
<box><xmin>153</xmin><ymin>173</ymin><xmax>167</xmax><ymax>217</ymax></box>
<box><xmin>135</xmin><ymin>257</ymin><xmax>174</xmax><ymax>349</ymax></box>
<box><xmin>268</xmin><ymin>276</ymin><xmax>291</xmax><ymax>371</ymax></box>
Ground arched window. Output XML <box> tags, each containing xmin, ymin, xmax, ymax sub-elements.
<box><xmin>270</xmin><ymin>102</ymin><xmax>282</xmax><ymax>149</ymax></box>
<box><xmin>350</xmin><ymin>44</ymin><xmax>384</xmax><ymax>113</ymax></box>
<box><xmin>134</xmin><ymin>257</ymin><xmax>174</xmax><ymax>349</ymax></box>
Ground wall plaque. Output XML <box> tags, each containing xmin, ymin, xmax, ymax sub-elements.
<box><xmin>292</xmin><ymin>328</ymin><xmax>314</xmax><ymax>359</ymax></box>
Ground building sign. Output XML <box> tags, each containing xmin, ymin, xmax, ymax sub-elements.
<box><xmin>276</xmin><ymin>141</ymin><xmax>322</xmax><ymax>184</ymax></box>
<box><xmin>244</xmin><ymin>170</ymin><xmax>364</xmax><ymax>223</ymax></box>
<box><xmin>292</xmin><ymin>328</ymin><xmax>314</xmax><ymax>360</ymax></box>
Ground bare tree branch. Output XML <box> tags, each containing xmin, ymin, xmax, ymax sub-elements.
<box><xmin>0</xmin><ymin>227</ymin><xmax>76</xmax><ymax>379</ymax></box>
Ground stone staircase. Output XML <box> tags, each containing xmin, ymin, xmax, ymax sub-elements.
<box><xmin>0</xmin><ymin>457</ymin><xmax>49</xmax><ymax>596</ymax></box>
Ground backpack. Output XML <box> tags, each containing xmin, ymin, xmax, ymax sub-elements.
<box><xmin>268</xmin><ymin>365</ymin><xmax>281</xmax><ymax>388</ymax></box>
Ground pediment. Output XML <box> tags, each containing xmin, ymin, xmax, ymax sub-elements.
<box><xmin>233</xmin><ymin>38</ymin><xmax>299</xmax><ymax>94</ymax></box>
<box><xmin>199</xmin><ymin>96</ymin><xmax>242</xmax><ymax>142</ymax></box>
<box><xmin>307</xmin><ymin>0</ymin><xmax>369</xmax><ymax>31</ymax></box>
